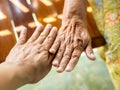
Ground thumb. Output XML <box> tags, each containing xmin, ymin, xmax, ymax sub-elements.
<box><xmin>85</xmin><ymin>41</ymin><xmax>96</xmax><ymax>60</ymax></box>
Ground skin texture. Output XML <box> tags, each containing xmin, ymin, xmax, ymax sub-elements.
<box><xmin>0</xmin><ymin>24</ymin><xmax>58</xmax><ymax>90</ymax></box>
<box><xmin>49</xmin><ymin>0</ymin><xmax>96</xmax><ymax>73</ymax></box>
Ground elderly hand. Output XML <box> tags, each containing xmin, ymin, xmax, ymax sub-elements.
<box><xmin>49</xmin><ymin>0</ymin><xmax>95</xmax><ymax>73</ymax></box>
<box><xmin>5</xmin><ymin>24</ymin><xmax>57</xmax><ymax>83</ymax></box>
<box><xmin>50</xmin><ymin>18</ymin><xmax>95</xmax><ymax>73</ymax></box>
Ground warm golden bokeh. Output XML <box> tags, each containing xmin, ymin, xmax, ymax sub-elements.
<box><xmin>0</xmin><ymin>0</ymin><xmax>105</xmax><ymax>62</ymax></box>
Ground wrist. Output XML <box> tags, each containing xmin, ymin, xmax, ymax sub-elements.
<box><xmin>62</xmin><ymin>15</ymin><xmax>86</xmax><ymax>26</ymax></box>
<box><xmin>63</xmin><ymin>0</ymin><xmax>87</xmax><ymax>20</ymax></box>
<box><xmin>0</xmin><ymin>62</ymin><xmax>32</xmax><ymax>89</ymax></box>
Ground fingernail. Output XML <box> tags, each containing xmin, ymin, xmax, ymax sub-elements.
<box><xmin>53</xmin><ymin>27</ymin><xmax>57</xmax><ymax>30</ymax></box>
<box><xmin>47</xmin><ymin>24</ymin><xmax>52</xmax><ymax>28</ymax></box>
<box><xmin>90</xmin><ymin>53</ymin><xmax>96</xmax><ymax>60</ymax></box>
<box><xmin>65</xmin><ymin>66</ymin><xmax>72</xmax><ymax>72</ymax></box>
<box><xmin>37</xmin><ymin>24</ymin><xmax>43</xmax><ymax>28</ymax></box>
<box><xmin>49</xmin><ymin>49</ymin><xmax>55</xmax><ymax>54</ymax></box>
<box><xmin>52</xmin><ymin>61</ymin><xmax>58</xmax><ymax>67</ymax></box>
<box><xmin>57</xmin><ymin>67</ymin><xmax>64</xmax><ymax>73</ymax></box>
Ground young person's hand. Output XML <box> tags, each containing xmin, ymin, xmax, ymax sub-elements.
<box><xmin>1</xmin><ymin>24</ymin><xmax>57</xmax><ymax>90</ymax></box>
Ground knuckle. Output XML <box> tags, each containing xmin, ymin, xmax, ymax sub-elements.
<box><xmin>53</xmin><ymin>38</ymin><xmax>60</xmax><ymax>45</ymax></box>
<box><xmin>19</xmin><ymin>38</ymin><xmax>25</xmax><ymax>42</ymax></box>
<box><xmin>40</xmin><ymin>34</ymin><xmax>46</xmax><ymax>38</ymax></box>
<box><xmin>74</xmin><ymin>39</ymin><xmax>84</xmax><ymax>49</ymax></box>
<box><xmin>67</xmin><ymin>48</ymin><xmax>72</xmax><ymax>53</ymax></box>
<box><xmin>32</xmin><ymin>36</ymin><xmax>37</xmax><ymax>41</ymax></box>
<box><xmin>58</xmin><ymin>48</ymin><xmax>64</xmax><ymax>53</ymax></box>
<box><xmin>83</xmin><ymin>36</ymin><xmax>90</xmax><ymax>44</ymax></box>
<box><xmin>64</xmin><ymin>53</ymin><xmax>71</xmax><ymax>59</ymax></box>
<box><xmin>72</xmin><ymin>54</ymin><xmax>79</xmax><ymax>59</ymax></box>
<box><xmin>47</xmin><ymin>36</ymin><xmax>53</xmax><ymax>41</ymax></box>
<box><xmin>78</xmin><ymin>39</ymin><xmax>83</xmax><ymax>46</ymax></box>
<box><xmin>74</xmin><ymin>44</ymin><xmax>83</xmax><ymax>50</ymax></box>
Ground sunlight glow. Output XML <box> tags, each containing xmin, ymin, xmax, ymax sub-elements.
<box><xmin>43</xmin><ymin>17</ymin><xmax>57</xmax><ymax>23</ymax></box>
<box><xmin>9</xmin><ymin>0</ymin><xmax>30</xmax><ymax>13</ymax></box>
<box><xmin>0</xmin><ymin>30</ymin><xmax>12</xmax><ymax>37</ymax></box>
<box><xmin>57</xmin><ymin>14</ymin><xmax>62</xmax><ymax>19</ymax></box>
<box><xmin>87</xmin><ymin>6</ymin><xmax>93</xmax><ymax>13</ymax></box>
<box><xmin>28</xmin><ymin>22</ymin><xmax>36</xmax><ymax>28</ymax></box>
<box><xmin>40</xmin><ymin>0</ymin><xmax>52</xmax><ymax>6</ymax></box>
<box><xmin>0</xmin><ymin>11</ymin><xmax>7</xmax><ymax>20</ymax></box>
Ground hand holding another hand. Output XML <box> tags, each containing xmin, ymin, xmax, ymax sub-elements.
<box><xmin>5</xmin><ymin>24</ymin><xmax>57</xmax><ymax>84</ymax></box>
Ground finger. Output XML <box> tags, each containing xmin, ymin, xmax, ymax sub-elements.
<box><xmin>56</xmin><ymin>45</ymin><xmax>73</xmax><ymax>73</ymax></box>
<box><xmin>85</xmin><ymin>41</ymin><xmax>96</xmax><ymax>60</ymax></box>
<box><xmin>36</xmin><ymin>24</ymin><xmax>52</xmax><ymax>43</ymax></box>
<box><xmin>49</xmin><ymin>37</ymin><xmax>60</xmax><ymax>54</ymax></box>
<box><xmin>48</xmin><ymin>54</ymin><xmax>55</xmax><ymax>63</ymax></box>
<box><xmin>43</xmin><ymin>27</ymin><xmax>58</xmax><ymax>50</ymax></box>
<box><xmin>17</xmin><ymin>27</ymin><xmax>27</xmax><ymax>45</ymax></box>
<box><xmin>65</xmin><ymin>46</ymin><xmax>82</xmax><ymax>72</ymax></box>
<box><xmin>27</xmin><ymin>24</ymin><xmax>43</xmax><ymax>43</ymax></box>
<box><xmin>52</xmin><ymin>43</ymin><xmax>65</xmax><ymax>67</ymax></box>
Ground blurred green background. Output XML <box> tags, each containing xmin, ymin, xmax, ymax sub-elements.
<box><xmin>18</xmin><ymin>50</ymin><xmax>114</xmax><ymax>90</ymax></box>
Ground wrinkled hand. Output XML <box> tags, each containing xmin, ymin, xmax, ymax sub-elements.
<box><xmin>5</xmin><ymin>24</ymin><xmax>57</xmax><ymax>83</ymax></box>
<box><xmin>49</xmin><ymin>17</ymin><xmax>95</xmax><ymax>73</ymax></box>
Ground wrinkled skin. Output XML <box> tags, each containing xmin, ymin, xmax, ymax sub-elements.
<box><xmin>49</xmin><ymin>0</ymin><xmax>95</xmax><ymax>73</ymax></box>
<box><xmin>5</xmin><ymin>24</ymin><xmax>57</xmax><ymax>83</ymax></box>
